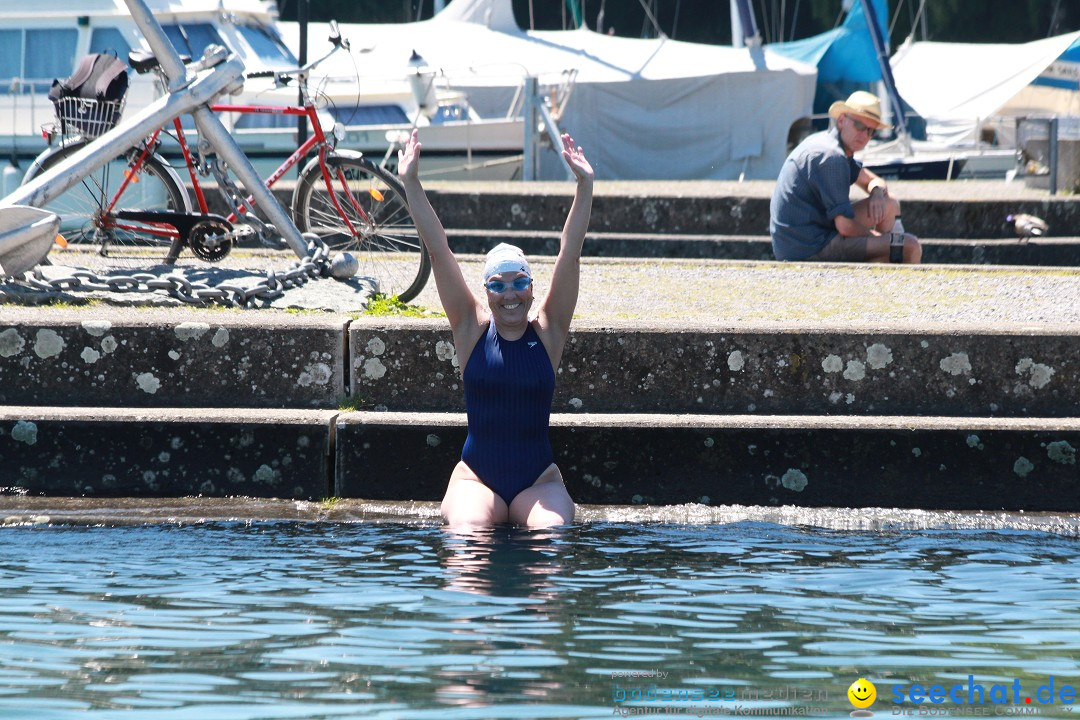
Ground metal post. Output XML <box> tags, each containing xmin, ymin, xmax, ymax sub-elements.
<box><xmin>124</xmin><ymin>0</ymin><xmax>308</xmax><ymax>258</ymax></box>
<box><xmin>1049</xmin><ymin>116</ymin><xmax>1059</xmax><ymax>197</ymax></box>
<box><xmin>297</xmin><ymin>0</ymin><xmax>308</xmax><ymax>170</ymax></box>
<box><xmin>522</xmin><ymin>76</ymin><xmax>538</xmax><ymax>181</ymax></box>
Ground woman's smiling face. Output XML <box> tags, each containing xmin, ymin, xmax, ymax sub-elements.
<box><xmin>484</xmin><ymin>271</ymin><xmax>533</xmax><ymax>327</ymax></box>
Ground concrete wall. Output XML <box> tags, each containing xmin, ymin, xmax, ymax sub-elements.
<box><xmin>0</xmin><ymin>407</ymin><xmax>333</xmax><ymax>498</ymax></box>
<box><xmin>0</xmin><ymin>308</ymin><xmax>349</xmax><ymax>408</ymax></box>
<box><xmin>421</xmin><ymin>189</ymin><xmax>1080</xmax><ymax>240</ymax></box>
<box><xmin>335</xmin><ymin>412</ymin><xmax>1080</xmax><ymax>511</ymax></box>
<box><xmin>260</xmin><ymin>184</ymin><xmax>1080</xmax><ymax>241</ymax></box>
<box><xmin>350</xmin><ymin>320</ymin><xmax>1080</xmax><ymax>417</ymax></box>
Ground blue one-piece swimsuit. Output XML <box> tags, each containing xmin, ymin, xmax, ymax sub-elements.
<box><xmin>461</xmin><ymin>321</ymin><xmax>556</xmax><ymax>505</ymax></box>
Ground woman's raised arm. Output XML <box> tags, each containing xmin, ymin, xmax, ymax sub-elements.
<box><xmin>398</xmin><ymin>130</ymin><xmax>483</xmax><ymax>333</ymax></box>
<box><xmin>538</xmin><ymin>134</ymin><xmax>594</xmax><ymax>338</ymax></box>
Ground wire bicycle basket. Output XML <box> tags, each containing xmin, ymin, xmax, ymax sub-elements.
<box><xmin>53</xmin><ymin>96</ymin><xmax>127</xmax><ymax>139</ymax></box>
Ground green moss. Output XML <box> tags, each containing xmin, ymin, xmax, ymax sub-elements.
<box><xmin>337</xmin><ymin>396</ymin><xmax>371</xmax><ymax>412</ymax></box>
<box><xmin>22</xmin><ymin>297</ymin><xmax>107</xmax><ymax>309</ymax></box>
<box><xmin>364</xmin><ymin>294</ymin><xmax>444</xmax><ymax>318</ymax></box>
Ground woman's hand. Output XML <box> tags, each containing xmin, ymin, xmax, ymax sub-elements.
<box><xmin>561</xmin><ymin>134</ymin><xmax>594</xmax><ymax>182</ymax></box>
<box><xmin>398</xmin><ymin>129</ymin><xmax>422</xmax><ymax>182</ymax></box>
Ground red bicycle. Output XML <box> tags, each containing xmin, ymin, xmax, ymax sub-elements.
<box><xmin>22</xmin><ymin>25</ymin><xmax>430</xmax><ymax>302</ymax></box>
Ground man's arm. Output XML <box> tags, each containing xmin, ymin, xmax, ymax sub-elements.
<box><xmin>855</xmin><ymin>167</ymin><xmax>890</xmax><ymax>227</ymax></box>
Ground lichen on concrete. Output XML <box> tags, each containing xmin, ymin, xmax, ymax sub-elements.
<box><xmin>366</xmin><ymin>337</ymin><xmax>386</xmax><ymax>355</ymax></box>
<box><xmin>940</xmin><ymin>352</ymin><xmax>972</xmax><ymax>376</ymax></box>
<box><xmin>174</xmin><ymin>322</ymin><xmax>210</xmax><ymax>341</ymax></box>
<box><xmin>1047</xmin><ymin>441</ymin><xmax>1076</xmax><ymax>465</ymax></box>
<box><xmin>1016</xmin><ymin>358</ymin><xmax>1055</xmax><ymax>389</ymax></box>
<box><xmin>363</xmin><ymin>357</ymin><xmax>387</xmax><ymax>380</ymax></box>
<box><xmin>727</xmin><ymin>350</ymin><xmax>745</xmax><ymax>372</ymax></box>
<box><xmin>81</xmin><ymin>321</ymin><xmax>111</xmax><ymax>337</ymax></box>
<box><xmin>0</xmin><ymin>328</ymin><xmax>24</xmax><ymax>358</ymax></box>
<box><xmin>11</xmin><ymin>420</ymin><xmax>37</xmax><ymax>445</ymax></box>
<box><xmin>135</xmin><ymin>372</ymin><xmax>161</xmax><ymax>394</ymax></box>
<box><xmin>822</xmin><ymin>354</ymin><xmax>843</xmax><ymax>373</ymax></box>
<box><xmin>33</xmin><ymin>329</ymin><xmax>64</xmax><ymax>359</ymax></box>
<box><xmin>843</xmin><ymin>360</ymin><xmax>866</xmax><ymax>381</ymax></box>
<box><xmin>1014</xmin><ymin>456</ymin><xmax>1035</xmax><ymax>477</ymax></box>
<box><xmin>781</xmin><ymin>468</ymin><xmax>808</xmax><ymax>492</ymax></box>
<box><xmin>866</xmin><ymin>343</ymin><xmax>893</xmax><ymax>369</ymax></box>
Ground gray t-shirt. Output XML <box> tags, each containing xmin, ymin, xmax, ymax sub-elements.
<box><xmin>769</xmin><ymin>129</ymin><xmax>862</xmax><ymax>261</ymax></box>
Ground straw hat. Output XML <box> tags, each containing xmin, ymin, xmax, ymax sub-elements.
<box><xmin>828</xmin><ymin>91</ymin><xmax>892</xmax><ymax>130</ymax></box>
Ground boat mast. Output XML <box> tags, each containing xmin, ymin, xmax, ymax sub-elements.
<box><xmin>730</xmin><ymin>0</ymin><xmax>761</xmax><ymax>48</ymax></box>
<box><xmin>858</xmin><ymin>0</ymin><xmax>910</xmax><ymax>148</ymax></box>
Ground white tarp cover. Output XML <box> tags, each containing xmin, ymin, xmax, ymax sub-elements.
<box><xmin>891</xmin><ymin>30</ymin><xmax>1080</xmax><ymax>146</ymax></box>
<box><xmin>0</xmin><ymin>0</ymin><xmax>277</xmax><ymax>18</ymax></box>
<box><xmin>282</xmin><ymin>0</ymin><xmax>817</xmax><ymax>179</ymax></box>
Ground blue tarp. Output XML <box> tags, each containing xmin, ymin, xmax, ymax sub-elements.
<box><xmin>1032</xmin><ymin>37</ymin><xmax>1080</xmax><ymax>91</ymax></box>
<box><xmin>767</xmin><ymin>0</ymin><xmax>888</xmax><ymax>84</ymax></box>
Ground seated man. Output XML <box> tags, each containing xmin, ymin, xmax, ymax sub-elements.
<box><xmin>770</xmin><ymin>91</ymin><xmax>921</xmax><ymax>263</ymax></box>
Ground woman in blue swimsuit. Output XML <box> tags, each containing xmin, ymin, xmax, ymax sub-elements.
<box><xmin>398</xmin><ymin>129</ymin><xmax>594</xmax><ymax>527</ymax></box>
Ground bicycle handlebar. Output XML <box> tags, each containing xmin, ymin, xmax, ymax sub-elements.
<box><xmin>245</xmin><ymin>22</ymin><xmax>350</xmax><ymax>86</ymax></box>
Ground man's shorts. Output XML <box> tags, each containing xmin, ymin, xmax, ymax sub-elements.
<box><xmin>807</xmin><ymin>235</ymin><xmax>869</xmax><ymax>262</ymax></box>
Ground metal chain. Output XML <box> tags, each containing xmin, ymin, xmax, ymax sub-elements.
<box><xmin>24</xmin><ymin>238</ymin><xmax>333</xmax><ymax>308</ymax></box>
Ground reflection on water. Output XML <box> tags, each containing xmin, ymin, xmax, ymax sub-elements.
<box><xmin>0</xmin><ymin>522</ymin><xmax>1078</xmax><ymax>719</ymax></box>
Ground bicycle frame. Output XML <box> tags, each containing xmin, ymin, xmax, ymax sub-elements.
<box><xmin>194</xmin><ymin>102</ymin><xmax>368</xmax><ymax>239</ymax></box>
<box><xmin>0</xmin><ymin>0</ymin><xmax>309</xmax><ymax>276</ymax></box>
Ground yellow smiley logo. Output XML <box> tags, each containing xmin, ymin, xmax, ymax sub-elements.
<box><xmin>848</xmin><ymin>678</ymin><xmax>877</xmax><ymax>709</ymax></box>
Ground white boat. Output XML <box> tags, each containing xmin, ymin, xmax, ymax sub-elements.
<box><xmin>888</xmin><ymin>30</ymin><xmax>1080</xmax><ymax>183</ymax></box>
<box><xmin>768</xmin><ymin>0</ymin><xmax>1080</xmax><ymax>181</ymax></box>
<box><xmin>0</xmin><ymin>0</ymin><xmax>526</xmax><ymax>186</ymax></box>
<box><xmin>282</xmin><ymin>0</ymin><xmax>819</xmax><ymax>181</ymax></box>
<box><xmin>1</xmin><ymin>0</ymin><xmax>820</xmax><ymax>183</ymax></box>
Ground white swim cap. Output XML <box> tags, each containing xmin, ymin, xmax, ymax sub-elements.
<box><xmin>482</xmin><ymin>243</ymin><xmax>531</xmax><ymax>281</ymax></box>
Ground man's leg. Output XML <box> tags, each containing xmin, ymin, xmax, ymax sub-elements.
<box><xmin>852</xmin><ymin>195</ymin><xmax>900</xmax><ymax>234</ymax></box>
<box><xmin>865</xmin><ymin>232</ymin><xmax>923</xmax><ymax>263</ymax></box>
<box><xmin>850</xmin><ymin>196</ymin><xmax>922</xmax><ymax>263</ymax></box>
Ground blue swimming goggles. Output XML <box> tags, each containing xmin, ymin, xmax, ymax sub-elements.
<box><xmin>484</xmin><ymin>276</ymin><xmax>532</xmax><ymax>293</ymax></box>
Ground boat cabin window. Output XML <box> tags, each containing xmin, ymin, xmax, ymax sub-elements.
<box><xmin>236</xmin><ymin>24</ymin><xmax>296</xmax><ymax>67</ymax></box>
<box><xmin>430</xmin><ymin>103</ymin><xmax>468</xmax><ymax>125</ymax></box>
<box><xmin>0</xmin><ymin>28</ymin><xmax>78</xmax><ymax>93</ymax></box>
<box><xmin>328</xmin><ymin>105</ymin><xmax>411</xmax><ymax>126</ymax></box>
<box><xmin>233</xmin><ymin>112</ymin><xmax>298</xmax><ymax>130</ymax></box>
<box><xmin>89</xmin><ymin>28</ymin><xmax>133</xmax><ymax>60</ymax></box>
<box><xmin>162</xmin><ymin>22</ymin><xmax>225</xmax><ymax>59</ymax></box>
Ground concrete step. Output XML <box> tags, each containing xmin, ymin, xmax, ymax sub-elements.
<box><xmin>349</xmin><ymin>319</ymin><xmax>1079</xmax><ymax>418</ymax></box>
<box><xmin>419</xmin><ymin>182</ymin><xmax>1080</xmax><ymax>240</ymax></box>
<box><xmin>0</xmin><ymin>406</ymin><xmax>334</xmax><ymax>498</ymax></box>
<box><xmin>336</xmin><ymin>412</ymin><xmax>1080</xmax><ymax>511</ymax></box>
<box><xmin>254</xmin><ymin>180</ymin><xmax>1079</xmax><ymax>242</ymax></box>
<box><xmin>441</xmin><ymin>229</ymin><xmax>1080</xmax><ymax>266</ymax></box>
<box><xmin>0</xmin><ymin>308</ymin><xmax>351</xmax><ymax>409</ymax></box>
<box><xmin>3</xmin><ymin>310</ymin><xmax>1077</xmax><ymax>417</ymax></box>
<box><xmin>4</xmin><ymin>406</ymin><xmax>1078</xmax><ymax>511</ymax></box>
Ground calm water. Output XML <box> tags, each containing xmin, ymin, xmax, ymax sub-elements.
<box><xmin>1</xmin><ymin>521</ymin><xmax>1078</xmax><ymax>719</ymax></box>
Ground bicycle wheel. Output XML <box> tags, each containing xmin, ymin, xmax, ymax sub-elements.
<box><xmin>23</xmin><ymin>139</ymin><xmax>190</xmax><ymax>269</ymax></box>
<box><xmin>293</xmin><ymin>155</ymin><xmax>430</xmax><ymax>303</ymax></box>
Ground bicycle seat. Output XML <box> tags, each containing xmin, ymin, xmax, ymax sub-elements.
<box><xmin>128</xmin><ymin>50</ymin><xmax>192</xmax><ymax>74</ymax></box>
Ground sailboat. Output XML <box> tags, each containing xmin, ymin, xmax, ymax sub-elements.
<box><xmin>282</xmin><ymin>0</ymin><xmax>819</xmax><ymax>181</ymax></box>
<box><xmin>769</xmin><ymin>0</ymin><xmax>1079</xmax><ymax>181</ymax></box>
<box><xmin>765</xmin><ymin>0</ymin><xmax>966</xmax><ymax>179</ymax></box>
